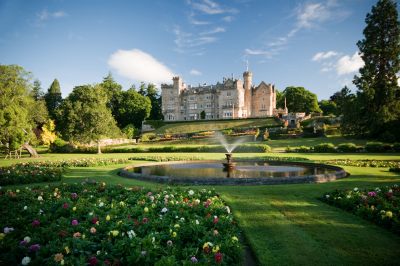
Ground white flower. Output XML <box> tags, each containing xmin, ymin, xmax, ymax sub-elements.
<box><xmin>389</xmin><ymin>189</ymin><xmax>393</xmax><ymax>193</ymax></box>
<box><xmin>89</xmin><ymin>212</ymin><xmax>93</xmax><ymax>216</ymax></box>
<box><xmin>189</xmin><ymin>190</ymin><xmax>194</xmax><ymax>195</ymax></box>
<box><xmin>180</xmin><ymin>218</ymin><xmax>185</xmax><ymax>222</ymax></box>
<box><xmin>127</xmin><ymin>230</ymin><xmax>136</xmax><ymax>238</ymax></box>
<box><xmin>195</xmin><ymin>220</ymin><xmax>199</xmax><ymax>225</ymax></box>
<box><xmin>37</xmin><ymin>196</ymin><xmax>43</xmax><ymax>200</ymax></box>
<box><xmin>21</xmin><ymin>257</ymin><xmax>31</xmax><ymax>265</ymax></box>
<box><xmin>207</xmin><ymin>242</ymin><xmax>213</xmax><ymax>247</ymax></box>
<box><xmin>24</xmin><ymin>206</ymin><xmax>27</xmax><ymax>210</ymax></box>
<box><xmin>175</xmin><ymin>216</ymin><xmax>179</xmax><ymax>219</ymax></box>
<box><xmin>97</xmin><ymin>250</ymin><xmax>101</xmax><ymax>255</ymax></box>
<box><xmin>90</xmin><ymin>195</ymin><xmax>93</xmax><ymax>198</ymax></box>
<box><xmin>39</xmin><ymin>210</ymin><xmax>43</xmax><ymax>213</ymax></box>
<box><xmin>354</xmin><ymin>188</ymin><xmax>358</xmax><ymax>191</ymax></box>
<box><xmin>152</xmin><ymin>237</ymin><xmax>155</xmax><ymax>243</ymax></box>
<box><xmin>195</xmin><ymin>199</ymin><xmax>200</xmax><ymax>203</ymax></box>
<box><xmin>170</xmin><ymin>194</ymin><xmax>174</xmax><ymax>198</ymax></box>
<box><xmin>347</xmin><ymin>195</ymin><xmax>351</xmax><ymax>199</ymax></box>
<box><xmin>163</xmin><ymin>191</ymin><xmax>167</xmax><ymax>194</ymax></box>
<box><xmin>24</xmin><ymin>236</ymin><xmax>31</xmax><ymax>243</ymax></box>
<box><xmin>99</xmin><ymin>202</ymin><xmax>104</xmax><ymax>207</ymax></box>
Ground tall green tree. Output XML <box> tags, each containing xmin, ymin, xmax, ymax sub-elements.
<box><xmin>275</xmin><ymin>89</ymin><xmax>285</xmax><ymax>109</ymax></box>
<box><xmin>282</xmin><ymin>86</ymin><xmax>322</xmax><ymax>114</ymax></box>
<box><xmin>101</xmin><ymin>72</ymin><xmax>122</xmax><ymax>112</ymax></box>
<box><xmin>337</xmin><ymin>86</ymin><xmax>361</xmax><ymax>135</ymax></box>
<box><xmin>45</xmin><ymin>78</ymin><xmax>63</xmax><ymax>119</ymax></box>
<box><xmin>56</xmin><ymin>84</ymin><xmax>120</xmax><ymax>154</ymax></box>
<box><xmin>0</xmin><ymin>64</ymin><xmax>42</xmax><ymax>157</ymax></box>
<box><xmin>114</xmin><ymin>89</ymin><xmax>151</xmax><ymax>129</ymax></box>
<box><xmin>319</xmin><ymin>100</ymin><xmax>337</xmax><ymax>115</ymax></box>
<box><xmin>31</xmin><ymin>78</ymin><xmax>44</xmax><ymax>101</ymax></box>
<box><xmin>146</xmin><ymin>83</ymin><xmax>163</xmax><ymax>120</ymax></box>
<box><xmin>349</xmin><ymin>0</ymin><xmax>400</xmax><ymax>138</ymax></box>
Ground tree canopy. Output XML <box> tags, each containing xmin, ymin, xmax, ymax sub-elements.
<box><xmin>281</xmin><ymin>86</ymin><xmax>322</xmax><ymax>114</ymax></box>
<box><xmin>319</xmin><ymin>100</ymin><xmax>337</xmax><ymax>116</ymax></box>
<box><xmin>45</xmin><ymin>78</ymin><xmax>63</xmax><ymax>119</ymax></box>
<box><xmin>341</xmin><ymin>0</ymin><xmax>400</xmax><ymax>139</ymax></box>
<box><xmin>56</xmin><ymin>84</ymin><xmax>120</xmax><ymax>153</ymax></box>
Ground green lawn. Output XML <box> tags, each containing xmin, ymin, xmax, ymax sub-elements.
<box><xmin>1</xmin><ymin>151</ymin><xmax>400</xmax><ymax>265</ymax></box>
<box><xmin>144</xmin><ymin>118</ymin><xmax>276</xmax><ymax>135</ymax></box>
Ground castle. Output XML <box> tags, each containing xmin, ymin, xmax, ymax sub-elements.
<box><xmin>161</xmin><ymin>71</ymin><xmax>288</xmax><ymax>121</ymax></box>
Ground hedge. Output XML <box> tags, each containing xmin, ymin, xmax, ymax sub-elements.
<box><xmin>337</xmin><ymin>143</ymin><xmax>357</xmax><ymax>153</ymax></box>
<box><xmin>314</xmin><ymin>143</ymin><xmax>336</xmax><ymax>153</ymax></box>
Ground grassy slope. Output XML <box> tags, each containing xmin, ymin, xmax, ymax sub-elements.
<box><xmin>144</xmin><ymin>118</ymin><xmax>276</xmax><ymax>135</ymax></box>
<box><xmin>2</xmin><ymin>153</ymin><xmax>400</xmax><ymax>266</ymax></box>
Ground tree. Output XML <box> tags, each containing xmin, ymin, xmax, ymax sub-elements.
<box><xmin>281</xmin><ymin>86</ymin><xmax>322</xmax><ymax>114</ymax></box>
<box><xmin>200</xmin><ymin>110</ymin><xmax>206</xmax><ymax>119</ymax></box>
<box><xmin>319</xmin><ymin>100</ymin><xmax>337</xmax><ymax>115</ymax></box>
<box><xmin>41</xmin><ymin>119</ymin><xmax>57</xmax><ymax>145</ymax></box>
<box><xmin>275</xmin><ymin>89</ymin><xmax>285</xmax><ymax>109</ymax></box>
<box><xmin>146</xmin><ymin>83</ymin><xmax>163</xmax><ymax>120</ymax></box>
<box><xmin>31</xmin><ymin>79</ymin><xmax>44</xmax><ymax>101</ymax></box>
<box><xmin>336</xmin><ymin>86</ymin><xmax>361</xmax><ymax>135</ymax></box>
<box><xmin>113</xmin><ymin>90</ymin><xmax>152</xmax><ymax>129</ymax></box>
<box><xmin>101</xmin><ymin>72</ymin><xmax>122</xmax><ymax>113</ymax></box>
<box><xmin>0</xmin><ymin>64</ymin><xmax>41</xmax><ymax>157</ymax></box>
<box><xmin>329</xmin><ymin>91</ymin><xmax>341</xmax><ymax>103</ymax></box>
<box><xmin>56</xmin><ymin>84</ymin><xmax>120</xmax><ymax>154</ymax></box>
<box><xmin>45</xmin><ymin>79</ymin><xmax>63</xmax><ymax>119</ymax></box>
<box><xmin>121</xmin><ymin>124</ymin><xmax>140</xmax><ymax>139</ymax></box>
<box><xmin>349</xmin><ymin>0</ymin><xmax>400</xmax><ymax>138</ymax></box>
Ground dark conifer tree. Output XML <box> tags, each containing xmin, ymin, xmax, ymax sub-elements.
<box><xmin>44</xmin><ymin>79</ymin><xmax>63</xmax><ymax>119</ymax></box>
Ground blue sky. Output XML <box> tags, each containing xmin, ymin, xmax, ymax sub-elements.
<box><xmin>1</xmin><ymin>0</ymin><xmax>396</xmax><ymax>101</ymax></box>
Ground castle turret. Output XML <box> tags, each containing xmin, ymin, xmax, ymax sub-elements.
<box><xmin>243</xmin><ymin>71</ymin><xmax>252</xmax><ymax>117</ymax></box>
<box><xmin>172</xmin><ymin>76</ymin><xmax>183</xmax><ymax>94</ymax></box>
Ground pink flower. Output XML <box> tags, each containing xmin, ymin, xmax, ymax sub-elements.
<box><xmin>29</xmin><ymin>244</ymin><xmax>41</xmax><ymax>251</ymax></box>
<box><xmin>142</xmin><ymin>218</ymin><xmax>148</xmax><ymax>223</ymax></box>
<box><xmin>4</xmin><ymin>227</ymin><xmax>14</xmax><ymax>233</ymax></box>
<box><xmin>72</xmin><ymin>193</ymin><xmax>77</xmax><ymax>198</ymax></box>
<box><xmin>32</xmin><ymin>220</ymin><xmax>40</xmax><ymax>227</ymax></box>
<box><xmin>72</xmin><ymin>220</ymin><xmax>78</xmax><ymax>225</ymax></box>
<box><xmin>148</xmin><ymin>192</ymin><xmax>152</xmax><ymax>196</ymax></box>
<box><xmin>213</xmin><ymin>218</ymin><xmax>219</xmax><ymax>224</ymax></box>
<box><xmin>90</xmin><ymin>227</ymin><xmax>96</xmax><ymax>233</ymax></box>
<box><xmin>20</xmin><ymin>240</ymin><xmax>28</xmax><ymax>245</ymax></box>
<box><xmin>326</xmin><ymin>195</ymin><xmax>330</xmax><ymax>199</ymax></box>
<box><xmin>167</xmin><ymin>240</ymin><xmax>172</xmax><ymax>246</ymax></box>
<box><xmin>215</xmin><ymin>253</ymin><xmax>222</xmax><ymax>262</ymax></box>
<box><xmin>362</xmin><ymin>196</ymin><xmax>367</xmax><ymax>200</ymax></box>
<box><xmin>92</xmin><ymin>218</ymin><xmax>98</xmax><ymax>224</ymax></box>
<box><xmin>63</xmin><ymin>203</ymin><xmax>69</xmax><ymax>209</ymax></box>
<box><xmin>89</xmin><ymin>257</ymin><xmax>97</xmax><ymax>265</ymax></box>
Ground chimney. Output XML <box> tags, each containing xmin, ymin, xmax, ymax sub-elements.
<box><xmin>204</xmin><ymin>83</ymin><xmax>207</xmax><ymax>86</ymax></box>
<box><xmin>223</xmin><ymin>77</ymin><xmax>226</xmax><ymax>83</ymax></box>
<box><xmin>232</xmin><ymin>73</ymin><xmax>234</xmax><ymax>80</ymax></box>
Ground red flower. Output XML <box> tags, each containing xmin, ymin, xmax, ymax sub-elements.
<box><xmin>107</xmin><ymin>197</ymin><xmax>109</xmax><ymax>200</ymax></box>
<box><xmin>159</xmin><ymin>186</ymin><xmax>162</xmax><ymax>189</ymax></box>
<box><xmin>97</xmin><ymin>190</ymin><xmax>100</xmax><ymax>193</ymax></box>
<box><xmin>135</xmin><ymin>186</ymin><xmax>138</xmax><ymax>190</ymax></box>
<box><xmin>63</xmin><ymin>204</ymin><xmax>69</xmax><ymax>209</ymax></box>
<box><xmin>127</xmin><ymin>215</ymin><xmax>131</xmax><ymax>220</ymax></box>
<box><xmin>114</xmin><ymin>260</ymin><xmax>120</xmax><ymax>265</ymax></box>
<box><xmin>180</xmin><ymin>208</ymin><xmax>185</xmax><ymax>211</ymax></box>
<box><xmin>104</xmin><ymin>260</ymin><xmax>110</xmax><ymax>265</ymax></box>
<box><xmin>231</xmin><ymin>222</ymin><xmax>235</xmax><ymax>226</ymax></box>
<box><xmin>363</xmin><ymin>202</ymin><xmax>368</xmax><ymax>206</ymax></box>
<box><xmin>60</xmin><ymin>231</ymin><xmax>67</xmax><ymax>237</ymax></box>
<box><xmin>206</xmin><ymin>213</ymin><xmax>211</xmax><ymax>219</ymax></box>
<box><xmin>215</xmin><ymin>253</ymin><xmax>222</xmax><ymax>262</ymax></box>
<box><xmin>134</xmin><ymin>220</ymin><xmax>143</xmax><ymax>227</ymax></box>
<box><xmin>185</xmin><ymin>198</ymin><xmax>188</xmax><ymax>202</ymax></box>
<box><xmin>92</xmin><ymin>217</ymin><xmax>98</xmax><ymax>224</ymax></box>
<box><xmin>141</xmin><ymin>201</ymin><xmax>144</xmax><ymax>204</ymax></box>
<box><xmin>31</xmin><ymin>174</ymin><xmax>34</xmax><ymax>177</ymax></box>
<box><xmin>89</xmin><ymin>257</ymin><xmax>98</xmax><ymax>265</ymax></box>
<box><xmin>213</xmin><ymin>218</ymin><xmax>219</xmax><ymax>224</ymax></box>
<box><xmin>203</xmin><ymin>246</ymin><xmax>210</xmax><ymax>254</ymax></box>
<box><xmin>102</xmin><ymin>187</ymin><xmax>105</xmax><ymax>190</ymax></box>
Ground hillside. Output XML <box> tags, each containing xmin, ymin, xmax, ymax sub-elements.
<box><xmin>144</xmin><ymin>118</ymin><xmax>277</xmax><ymax>135</ymax></box>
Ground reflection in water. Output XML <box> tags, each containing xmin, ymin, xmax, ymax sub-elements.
<box><xmin>128</xmin><ymin>162</ymin><xmax>335</xmax><ymax>179</ymax></box>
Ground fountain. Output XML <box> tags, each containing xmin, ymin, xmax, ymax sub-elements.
<box><xmin>222</xmin><ymin>153</ymin><xmax>236</xmax><ymax>176</ymax></box>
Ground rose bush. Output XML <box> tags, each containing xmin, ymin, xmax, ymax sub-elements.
<box><xmin>320</xmin><ymin>184</ymin><xmax>400</xmax><ymax>236</ymax></box>
<box><xmin>0</xmin><ymin>182</ymin><xmax>243</xmax><ymax>265</ymax></box>
<box><xmin>315</xmin><ymin>159</ymin><xmax>400</xmax><ymax>169</ymax></box>
<box><xmin>0</xmin><ymin>165</ymin><xmax>66</xmax><ymax>186</ymax></box>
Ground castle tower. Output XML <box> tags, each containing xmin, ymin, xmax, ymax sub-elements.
<box><xmin>172</xmin><ymin>76</ymin><xmax>183</xmax><ymax>94</ymax></box>
<box><xmin>243</xmin><ymin>71</ymin><xmax>252</xmax><ymax>117</ymax></box>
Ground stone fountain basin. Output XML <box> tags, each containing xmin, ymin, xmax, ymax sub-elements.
<box><xmin>120</xmin><ymin>160</ymin><xmax>346</xmax><ymax>186</ymax></box>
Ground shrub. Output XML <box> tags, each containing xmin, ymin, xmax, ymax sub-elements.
<box><xmin>121</xmin><ymin>124</ymin><xmax>140</xmax><ymax>139</ymax></box>
<box><xmin>326</xmin><ymin>127</ymin><xmax>341</xmax><ymax>135</ymax></box>
<box><xmin>298</xmin><ymin>146</ymin><xmax>309</xmax><ymax>153</ymax></box>
<box><xmin>285</xmin><ymin>145</ymin><xmax>292</xmax><ymax>153</ymax></box>
<box><xmin>314</xmin><ymin>143</ymin><xmax>336</xmax><ymax>153</ymax></box>
<box><xmin>393</xmin><ymin>143</ymin><xmax>400</xmax><ymax>152</ymax></box>
<box><xmin>148</xmin><ymin>146</ymin><xmax>178</xmax><ymax>152</ymax></box>
<box><xmin>302</xmin><ymin>127</ymin><xmax>314</xmax><ymax>133</ymax></box>
<box><xmin>263</xmin><ymin>132</ymin><xmax>269</xmax><ymax>140</ymax></box>
<box><xmin>378</xmin><ymin>131</ymin><xmax>396</xmax><ymax>143</ymax></box>
<box><xmin>300</xmin><ymin>119</ymin><xmax>314</xmax><ymax>127</ymax></box>
<box><xmin>222</xmin><ymin>129</ymin><xmax>233</xmax><ymax>135</ymax></box>
<box><xmin>232</xmin><ymin>144</ymin><xmax>271</xmax><ymax>153</ymax></box>
<box><xmin>365</xmin><ymin>142</ymin><xmax>385</xmax><ymax>152</ymax></box>
<box><xmin>200</xmin><ymin>110</ymin><xmax>205</xmax><ymax>119</ymax></box>
<box><xmin>107</xmin><ymin>147</ymin><xmax>144</xmax><ymax>153</ymax></box>
<box><xmin>337</xmin><ymin>143</ymin><xmax>357</xmax><ymax>153</ymax></box>
<box><xmin>144</xmin><ymin>120</ymin><xmax>165</xmax><ymax>129</ymax></box>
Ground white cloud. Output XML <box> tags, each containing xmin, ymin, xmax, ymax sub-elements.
<box><xmin>108</xmin><ymin>49</ymin><xmax>176</xmax><ymax>85</ymax></box>
<box><xmin>312</xmin><ymin>51</ymin><xmax>338</xmax><ymax>61</ymax></box>
<box><xmin>244</xmin><ymin>48</ymin><xmax>278</xmax><ymax>59</ymax></box>
<box><xmin>174</xmin><ymin>27</ymin><xmax>217</xmax><ymax>47</ymax></box>
<box><xmin>52</xmin><ymin>11</ymin><xmax>68</xmax><ymax>18</ymax></box>
<box><xmin>188</xmin><ymin>11</ymin><xmax>211</xmax><ymax>25</ymax></box>
<box><xmin>320</xmin><ymin>67</ymin><xmax>331</xmax><ymax>72</ymax></box>
<box><xmin>190</xmin><ymin>69</ymin><xmax>202</xmax><ymax>75</ymax></box>
<box><xmin>199</xmin><ymin>27</ymin><xmax>225</xmax><ymax>35</ymax></box>
<box><xmin>222</xmin><ymin>16</ymin><xmax>233</xmax><ymax>22</ymax></box>
<box><xmin>336</xmin><ymin>52</ymin><xmax>364</xmax><ymax>76</ymax></box>
<box><xmin>192</xmin><ymin>0</ymin><xmax>238</xmax><ymax>15</ymax></box>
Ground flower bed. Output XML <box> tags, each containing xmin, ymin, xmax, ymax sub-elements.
<box><xmin>16</xmin><ymin>158</ymin><xmax>137</xmax><ymax>168</ymax></box>
<box><xmin>129</xmin><ymin>155</ymin><xmax>204</xmax><ymax>162</ymax></box>
<box><xmin>315</xmin><ymin>159</ymin><xmax>400</xmax><ymax>169</ymax></box>
<box><xmin>320</xmin><ymin>184</ymin><xmax>400</xmax><ymax>236</ymax></box>
<box><xmin>0</xmin><ymin>165</ymin><xmax>66</xmax><ymax>186</ymax></box>
<box><xmin>0</xmin><ymin>183</ymin><xmax>243</xmax><ymax>265</ymax></box>
<box><xmin>234</xmin><ymin>156</ymin><xmax>308</xmax><ymax>162</ymax></box>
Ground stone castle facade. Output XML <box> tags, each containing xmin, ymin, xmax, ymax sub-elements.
<box><xmin>161</xmin><ymin>71</ymin><xmax>288</xmax><ymax>121</ymax></box>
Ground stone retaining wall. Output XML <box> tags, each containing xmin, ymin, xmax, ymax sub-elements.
<box><xmin>120</xmin><ymin>161</ymin><xmax>346</xmax><ymax>186</ymax></box>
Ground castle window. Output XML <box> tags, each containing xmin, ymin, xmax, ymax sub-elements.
<box><xmin>211</xmin><ymin>103</ymin><xmax>214</xmax><ymax>108</ymax></box>
<box><xmin>206</xmin><ymin>103</ymin><xmax>211</xmax><ymax>108</ymax></box>
<box><xmin>168</xmin><ymin>105</ymin><xmax>174</xmax><ymax>110</ymax></box>
<box><xmin>217</xmin><ymin>96</ymin><xmax>219</xmax><ymax>99</ymax></box>
<box><xmin>262</xmin><ymin>98</ymin><xmax>264</xmax><ymax>101</ymax></box>
<box><xmin>217</xmin><ymin>113</ymin><xmax>220</xmax><ymax>118</ymax></box>
<box><xmin>169</xmin><ymin>98</ymin><xmax>174</xmax><ymax>102</ymax></box>
<box><xmin>184</xmin><ymin>99</ymin><xmax>186</xmax><ymax>102</ymax></box>
<box><xmin>189</xmin><ymin>97</ymin><xmax>194</xmax><ymax>101</ymax></box>
<box><xmin>227</xmin><ymin>92</ymin><xmax>231</xmax><ymax>97</ymax></box>
<box><xmin>217</xmin><ymin>103</ymin><xmax>219</xmax><ymax>108</ymax></box>
<box><xmin>170</xmin><ymin>91</ymin><xmax>173</xmax><ymax>94</ymax></box>
<box><xmin>200</xmin><ymin>104</ymin><xmax>202</xmax><ymax>109</ymax></box>
<box><xmin>262</xmin><ymin>91</ymin><xmax>264</xmax><ymax>94</ymax></box>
